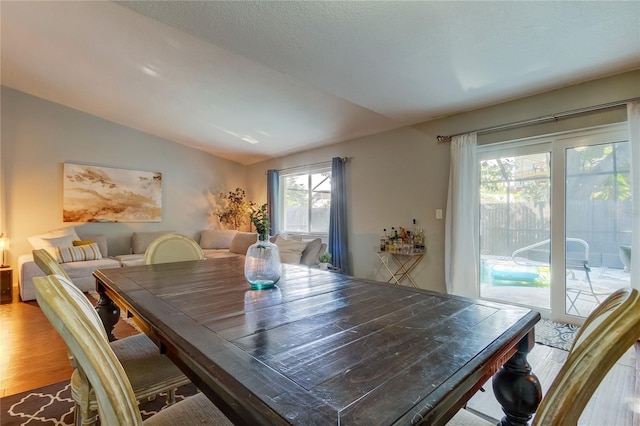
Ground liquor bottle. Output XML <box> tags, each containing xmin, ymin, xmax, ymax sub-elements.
<box><xmin>411</xmin><ymin>219</ymin><xmax>420</xmax><ymax>252</ymax></box>
<box><xmin>380</xmin><ymin>229</ymin><xmax>387</xmax><ymax>252</ymax></box>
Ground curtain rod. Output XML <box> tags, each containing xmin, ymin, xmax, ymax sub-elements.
<box><xmin>266</xmin><ymin>157</ymin><xmax>351</xmax><ymax>175</ymax></box>
<box><xmin>436</xmin><ymin>97</ymin><xmax>640</xmax><ymax>143</ymax></box>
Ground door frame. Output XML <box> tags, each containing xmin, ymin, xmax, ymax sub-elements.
<box><xmin>550</xmin><ymin>123</ymin><xmax>630</xmax><ymax>324</ymax></box>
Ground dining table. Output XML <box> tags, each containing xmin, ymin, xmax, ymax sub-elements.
<box><xmin>93</xmin><ymin>257</ymin><xmax>542</xmax><ymax>426</ymax></box>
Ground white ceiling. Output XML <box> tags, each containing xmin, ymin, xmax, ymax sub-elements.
<box><xmin>2</xmin><ymin>1</ymin><xmax>639</xmax><ymax>165</ymax></box>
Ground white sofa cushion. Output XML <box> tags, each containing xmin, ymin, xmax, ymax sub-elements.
<box><xmin>113</xmin><ymin>254</ymin><xmax>145</xmax><ymax>267</ymax></box>
<box><xmin>229</xmin><ymin>232</ymin><xmax>258</xmax><ymax>255</ymax></box>
<box><xmin>63</xmin><ymin>257</ymin><xmax>120</xmax><ymax>280</ymax></box>
<box><xmin>274</xmin><ymin>236</ymin><xmax>308</xmax><ymax>264</ymax></box>
<box><xmin>300</xmin><ymin>238</ymin><xmax>323</xmax><ymax>266</ymax></box>
<box><xmin>199</xmin><ymin>230</ymin><xmax>238</xmax><ymax>249</ymax></box>
<box><xmin>28</xmin><ymin>227</ymin><xmax>80</xmax><ymax>251</ymax></box>
<box><xmin>76</xmin><ymin>233</ymin><xmax>109</xmax><ymax>257</ymax></box>
<box><xmin>132</xmin><ymin>231</ymin><xmax>174</xmax><ymax>254</ymax></box>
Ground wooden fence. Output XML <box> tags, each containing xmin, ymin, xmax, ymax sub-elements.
<box><xmin>481</xmin><ymin>199</ymin><xmax>632</xmax><ymax>268</ymax></box>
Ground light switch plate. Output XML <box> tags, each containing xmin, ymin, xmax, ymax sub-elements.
<box><xmin>436</xmin><ymin>209</ymin><xmax>443</xmax><ymax>219</ymax></box>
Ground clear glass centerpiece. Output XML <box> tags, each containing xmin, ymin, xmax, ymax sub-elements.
<box><xmin>244</xmin><ymin>203</ymin><xmax>281</xmax><ymax>289</ymax></box>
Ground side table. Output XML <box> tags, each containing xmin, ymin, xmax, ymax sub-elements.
<box><xmin>1</xmin><ymin>267</ymin><xmax>13</xmax><ymax>304</ymax></box>
<box><xmin>373</xmin><ymin>251</ymin><xmax>424</xmax><ymax>287</ymax></box>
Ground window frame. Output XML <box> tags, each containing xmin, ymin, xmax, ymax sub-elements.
<box><xmin>278</xmin><ymin>164</ymin><xmax>332</xmax><ymax>239</ymax></box>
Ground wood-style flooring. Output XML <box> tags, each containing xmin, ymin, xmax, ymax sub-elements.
<box><xmin>0</xmin><ymin>285</ymin><xmax>137</xmax><ymax>397</ymax></box>
<box><xmin>1</xmin><ymin>283</ymin><xmax>639</xmax><ymax>425</ymax></box>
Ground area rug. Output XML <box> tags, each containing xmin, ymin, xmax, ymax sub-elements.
<box><xmin>534</xmin><ymin>318</ymin><xmax>579</xmax><ymax>351</ymax></box>
<box><xmin>1</xmin><ymin>381</ymin><xmax>197</xmax><ymax>426</ymax></box>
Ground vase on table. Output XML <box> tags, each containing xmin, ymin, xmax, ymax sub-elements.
<box><xmin>244</xmin><ymin>233</ymin><xmax>281</xmax><ymax>290</ymax></box>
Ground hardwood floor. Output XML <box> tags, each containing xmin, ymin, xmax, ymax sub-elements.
<box><xmin>1</xmin><ymin>283</ymin><xmax>639</xmax><ymax>425</ymax></box>
<box><xmin>467</xmin><ymin>341</ymin><xmax>640</xmax><ymax>425</ymax></box>
<box><xmin>0</xmin><ymin>284</ymin><xmax>137</xmax><ymax>397</ymax></box>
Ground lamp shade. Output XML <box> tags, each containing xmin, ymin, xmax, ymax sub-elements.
<box><xmin>0</xmin><ymin>234</ymin><xmax>8</xmax><ymax>268</ymax></box>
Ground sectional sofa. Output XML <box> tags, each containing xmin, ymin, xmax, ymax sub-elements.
<box><xmin>18</xmin><ymin>228</ymin><xmax>327</xmax><ymax>302</ymax></box>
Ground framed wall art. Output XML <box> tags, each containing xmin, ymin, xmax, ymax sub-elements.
<box><xmin>63</xmin><ymin>163</ymin><xmax>162</xmax><ymax>222</ymax></box>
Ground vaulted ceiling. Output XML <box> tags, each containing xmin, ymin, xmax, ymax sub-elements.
<box><xmin>2</xmin><ymin>1</ymin><xmax>639</xmax><ymax>165</ymax></box>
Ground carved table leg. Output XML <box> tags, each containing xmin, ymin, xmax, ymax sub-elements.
<box><xmin>95</xmin><ymin>286</ymin><xmax>120</xmax><ymax>342</ymax></box>
<box><xmin>492</xmin><ymin>331</ymin><xmax>542</xmax><ymax>426</ymax></box>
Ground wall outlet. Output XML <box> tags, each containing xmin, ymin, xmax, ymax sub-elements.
<box><xmin>436</xmin><ymin>209</ymin><xmax>443</xmax><ymax>219</ymax></box>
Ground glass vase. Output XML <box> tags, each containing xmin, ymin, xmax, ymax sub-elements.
<box><xmin>244</xmin><ymin>234</ymin><xmax>281</xmax><ymax>290</ymax></box>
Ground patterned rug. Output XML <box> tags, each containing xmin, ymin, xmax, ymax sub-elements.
<box><xmin>1</xmin><ymin>381</ymin><xmax>197</xmax><ymax>426</ymax></box>
<box><xmin>534</xmin><ymin>318</ymin><xmax>579</xmax><ymax>351</ymax></box>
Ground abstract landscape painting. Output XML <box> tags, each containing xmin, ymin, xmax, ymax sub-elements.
<box><xmin>63</xmin><ymin>163</ymin><xmax>162</xmax><ymax>222</ymax></box>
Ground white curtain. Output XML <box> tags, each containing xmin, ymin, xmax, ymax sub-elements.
<box><xmin>628</xmin><ymin>101</ymin><xmax>640</xmax><ymax>289</ymax></box>
<box><xmin>444</xmin><ymin>133</ymin><xmax>479</xmax><ymax>297</ymax></box>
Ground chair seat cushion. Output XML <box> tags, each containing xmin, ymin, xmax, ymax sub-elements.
<box><xmin>143</xmin><ymin>393</ymin><xmax>233</xmax><ymax>426</ymax></box>
<box><xmin>71</xmin><ymin>334</ymin><xmax>189</xmax><ymax>404</ymax></box>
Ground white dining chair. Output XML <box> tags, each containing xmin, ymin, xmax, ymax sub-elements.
<box><xmin>32</xmin><ymin>249</ymin><xmax>191</xmax><ymax>426</ymax></box>
<box><xmin>143</xmin><ymin>233</ymin><xmax>205</xmax><ymax>264</ymax></box>
<box><xmin>33</xmin><ymin>274</ymin><xmax>233</xmax><ymax>426</ymax></box>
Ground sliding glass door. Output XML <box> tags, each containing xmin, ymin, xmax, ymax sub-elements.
<box><xmin>479</xmin><ymin>144</ymin><xmax>552</xmax><ymax>311</ymax></box>
<box><xmin>479</xmin><ymin>124</ymin><xmax>632</xmax><ymax>323</ymax></box>
<box><xmin>551</xmin><ymin>125</ymin><xmax>632</xmax><ymax>323</ymax></box>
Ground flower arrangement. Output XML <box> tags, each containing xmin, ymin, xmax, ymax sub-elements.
<box><xmin>249</xmin><ymin>203</ymin><xmax>270</xmax><ymax>240</ymax></box>
<box><xmin>216</xmin><ymin>187</ymin><xmax>255</xmax><ymax>230</ymax></box>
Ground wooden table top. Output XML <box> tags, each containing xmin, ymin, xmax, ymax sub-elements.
<box><xmin>94</xmin><ymin>257</ymin><xmax>539</xmax><ymax>425</ymax></box>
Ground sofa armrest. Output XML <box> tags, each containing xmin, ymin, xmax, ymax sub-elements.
<box><xmin>18</xmin><ymin>254</ymin><xmax>121</xmax><ymax>302</ymax></box>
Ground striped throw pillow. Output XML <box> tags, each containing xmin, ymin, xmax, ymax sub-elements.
<box><xmin>55</xmin><ymin>242</ymin><xmax>103</xmax><ymax>263</ymax></box>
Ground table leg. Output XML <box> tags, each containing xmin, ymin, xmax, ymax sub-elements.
<box><xmin>492</xmin><ymin>331</ymin><xmax>542</xmax><ymax>426</ymax></box>
<box><xmin>95</xmin><ymin>286</ymin><xmax>120</xmax><ymax>342</ymax></box>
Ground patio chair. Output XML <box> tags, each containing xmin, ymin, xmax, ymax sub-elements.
<box><xmin>511</xmin><ymin>238</ymin><xmax>610</xmax><ymax>315</ymax></box>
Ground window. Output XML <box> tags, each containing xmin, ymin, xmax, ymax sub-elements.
<box><xmin>279</xmin><ymin>166</ymin><xmax>331</xmax><ymax>235</ymax></box>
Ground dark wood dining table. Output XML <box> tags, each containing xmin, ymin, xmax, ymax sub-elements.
<box><xmin>94</xmin><ymin>257</ymin><xmax>541</xmax><ymax>426</ymax></box>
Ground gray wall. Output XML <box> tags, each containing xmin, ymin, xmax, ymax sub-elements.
<box><xmin>2</xmin><ymin>70</ymin><xmax>638</xmax><ymax>292</ymax></box>
<box><xmin>1</xmin><ymin>87</ymin><xmax>246</xmax><ymax>265</ymax></box>
<box><xmin>246</xmin><ymin>70</ymin><xmax>640</xmax><ymax>293</ymax></box>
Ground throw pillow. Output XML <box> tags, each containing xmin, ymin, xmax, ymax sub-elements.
<box><xmin>200</xmin><ymin>230</ymin><xmax>238</xmax><ymax>249</ymax></box>
<box><xmin>76</xmin><ymin>233</ymin><xmax>109</xmax><ymax>257</ymax></box>
<box><xmin>275</xmin><ymin>236</ymin><xmax>308</xmax><ymax>264</ymax></box>
<box><xmin>40</xmin><ymin>235</ymin><xmax>76</xmax><ymax>257</ymax></box>
<box><xmin>300</xmin><ymin>238</ymin><xmax>323</xmax><ymax>266</ymax></box>
<box><xmin>28</xmin><ymin>227</ymin><xmax>80</xmax><ymax>250</ymax></box>
<box><xmin>73</xmin><ymin>240</ymin><xmax>95</xmax><ymax>246</ymax></box>
<box><xmin>55</xmin><ymin>242</ymin><xmax>103</xmax><ymax>263</ymax></box>
<box><xmin>229</xmin><ymin>232</ymin><xmax>259</xmax><ymax>255</ymax></box>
